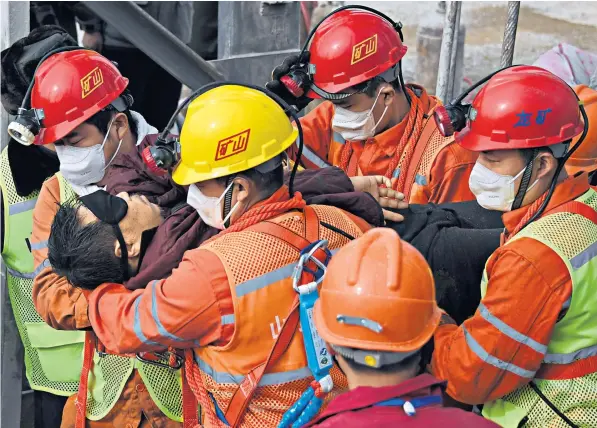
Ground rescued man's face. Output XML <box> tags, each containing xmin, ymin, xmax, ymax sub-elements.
<box><xmin>78</xmin><ymin>193</ymin><xmax>162</xmax><ymax>250</ymax></box>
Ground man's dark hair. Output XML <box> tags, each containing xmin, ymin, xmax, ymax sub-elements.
<box><xmin>217</xmin><ymin>163</ymin><xmax>284</xmax><ymax>201</ymax></box>
<box><xmin>48</xmin><ymin>200</ymin><xmax>124</xmax><ymax>290</ymax></box>
<box><xmin>520</xmin><ymin>140</ymin><xmax>572</xmax><ymax>164</ymax></box>
<box><xmin>351</xmin><ymin>75</ymin><xmax>402</xmax><ymax>98</ymax></box>
<box><xmin>85</xmin><ymin>105</ymin><xmax>138</xmax><ymax>139</ymax></box>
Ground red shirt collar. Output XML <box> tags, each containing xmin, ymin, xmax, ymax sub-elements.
<box><xmin>309</xmin><ymin>374</ymin><xmax>445</xmax><ymax>424</ymax></box>
<box><xmin>503</xmin><ymin>173</ymin><xmax>591</xmax><ymax>234</ymax></box>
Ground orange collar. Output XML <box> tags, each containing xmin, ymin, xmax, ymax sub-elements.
<box><xmin>503</xmin><ymin>172</ymin><xmax>591</xmax><ymax>234</ymax></box>
<box><xmin>369</xmin><ymin>84</ymin><xmax>434</xmax><ymax>158</ymax></box>
<box><xmin>222</xmin><ymin>186</ymin><xmax>306</xmax><ymax>235</ymax></box>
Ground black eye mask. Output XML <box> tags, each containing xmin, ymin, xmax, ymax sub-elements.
<box><xmin>79</xmin><ymin>190</ymin><xmax>130</xmax><ymax>281</ymax></box>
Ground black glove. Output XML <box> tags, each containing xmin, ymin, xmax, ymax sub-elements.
<box><xmin>265</xmin><ymin>52</ymin><xmax>313</xmax><ymax>112</ymax></box>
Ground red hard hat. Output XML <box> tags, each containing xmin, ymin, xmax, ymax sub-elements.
<box><xmin>456</xmin><ymin>65</ymin><xmax>584</xmax><ymax>152</ymax></box>
<box><xmin>307</xmin><ymin>9</ymin><xmax>407</xmax><ymax>98</ymax></box>
<box><xmin>31</xmin><ymin>50</ymin><xmax>129</xmax><ymax>145</ymax></box>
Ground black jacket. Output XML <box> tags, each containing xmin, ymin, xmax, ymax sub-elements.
<box><xmin>389</xmin><ymin>202</ymin><xmax>504</xmax><ymax>324</ymax></box>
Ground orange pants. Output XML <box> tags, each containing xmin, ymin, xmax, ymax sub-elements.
<box><xmin>61</xmin><ymin>370</ymin><xmax>182</xmax><ymax>428</ymax></box>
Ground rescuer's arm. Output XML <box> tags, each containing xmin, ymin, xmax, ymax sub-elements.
<box><xmin>32</xmin><ymin>267</ymin><xmax>91</xmax><ymax>330</ymax></box>
<box><xmin>287</xmin><ymin>102</ymin><xmax>334</xmax><ymax>169</ymax></box>
<box><xmin>88</xmin><ymin>248</ymin><xmax>228</xmax><ymax>354</ymax></box>
<box><xmin>31</xmin><ymin>176</ymin><xmax>60</xmax><ymax>269</ymax></box>
<box><xmin>421</xmin><ymin>143</ymin><xmax>478</xmax><ymax>204</ymax></box>
<box><xmin>431</xmin><ymin>240</ymin><xmax>572</xmax><ymax>404</ymax></box>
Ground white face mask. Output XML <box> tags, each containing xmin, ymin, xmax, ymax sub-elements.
<box><xmin>469</xmin><ymin>161</ymin><xmax>539</xmax><ymax>212</ymax></box>
<box><xmin>331</xmin><ymin>89</ymin><xmax>388</xmax><ymax>141</ymax></box>
<box><xmin>55</xmin><ymin>117</ymin><xmax>123</xmax><ymax>188</ymax></box>
<box><xmin>187</xmin><ymin>182</ymin><xmax>239</xmax><ymax>230</ymax></box>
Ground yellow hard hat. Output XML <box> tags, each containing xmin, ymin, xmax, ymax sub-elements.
<box><xmin>171</xmin><ymin>85</ymin><xmax>299</xmax><ymax>185</ymax></box>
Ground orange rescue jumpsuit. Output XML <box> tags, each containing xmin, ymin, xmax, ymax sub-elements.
<box><xmin>289</xmin><ymin>85</ymin><xmax>478</xmax><ymax>204</ymax></box>
<box><xmin>86</xmin><ymin>187</ymin><xmax>371</xmax><ymax>427</ymax></box>
<box><xmin>431</xmin><ymin>174</ymin><xmax>593</xmax><ymax>404</ymax></box>
<box><xmin>30</xmin><ymin>175</ymin><xmax>181</xmax><ymax>428</ymax></box>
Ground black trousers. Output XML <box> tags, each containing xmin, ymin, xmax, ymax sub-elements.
<box><xmin>102</xmin><ymin>47</ymin><xmax>183</xmax><ymax>130</ymax></box>
<box><xmin>34</xmin><ymin>391</ymin><xmax>68</xmax><ymax>428</ymax></box>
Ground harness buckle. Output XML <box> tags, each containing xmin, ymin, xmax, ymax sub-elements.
<box><xmin>292</xmin><ymin>240</ymin><xmax>331</xmax><ymax>292</ymax></box>
<box><xmin>136</xmin><ymin>350</ymin><xmax>183</xmax><ymax>370</ymax></box>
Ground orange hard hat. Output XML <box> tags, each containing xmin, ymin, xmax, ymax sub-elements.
<box><xmin>567</xmin><ymin>85</ymin><xmax>597</xmax><ymax>175</ymax></box>
<box><xmin>314</xmin><ymin>228</ymin><xmax>440</xmax><ymax>355</ymax></box>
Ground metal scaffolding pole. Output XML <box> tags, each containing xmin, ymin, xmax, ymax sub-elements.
<box><xmin>436</xmin><ymin>1</ymin><xmax>462</xmax><ymax>102</ymax></box>
<box><xmin>500</xmin><ymin>1</ymin><xmax>520</xmax><ymax>67</ymax></box>
<box><xmin>446</xmin><ymin>3</ymin><xmax>462</xmax><ymax>100</ymax></box>
<box><xmin>1</xmin><ymin>3</ymin><xmax>30</xmax><ymax>425</ymax></box>
<box><xmin>210</xmin><ymin>2</ymin><xmax>302</xmax><ymax>87</ymax></box>
<box><xmin>84</xmin><ymin>1</ymin><xmax>224</xmax><ymax>90</ymax></box>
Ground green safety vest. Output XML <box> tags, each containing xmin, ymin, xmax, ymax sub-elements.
<box><xmin>0</xmin><ymin>148</ymin><xmax>84</xmax><ymax>396</ymax></box>
<box><xmin>55</xmin><ymin>173</ymin><xmax>184</xmax><ymax>422</ymax></box>
<box><xmin>481</xmin><ymin>188</ymin><xmax>597</xmax><ymax>428</ymax></box>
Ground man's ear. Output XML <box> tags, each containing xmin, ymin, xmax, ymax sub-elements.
<box><xmin>114</xmin><ymin>240</ymin><xmax>122</xmax><ymax>258</ymax></box>
<box><xmin>233</xmin><ymin>176</ymin><xmax>252</xmax><ymax>203</ymax></box>
<box><xmin>380</xmin><ymin>84</ymin><xmax>395</xmax><ymax>106</ymax></box>
<box><xmin>114</xmin><ymin>239</ymin><xmax>140</xmax><ymax>258</ymax></box>
<box><xmin>535</xmin><ymin>152</ymin><xmax>558</xmax><ymax>181</ymax></box>
<box><xmin>112</xmin><ymin>112</ymin><xmax>130</xmax><ymax>141</ymax></box>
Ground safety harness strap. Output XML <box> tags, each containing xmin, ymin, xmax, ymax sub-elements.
<box><xmin>75</xmin><ymin>332</ymin><xmax>96</xmax><ymax>428</ymax></box>
<box><xmin>401</xmin><ymin>107</ymin><xmax>446</xmax><ymax>201</ymax></box>
<box><xmin>224</xmin><ymin>206</ymin><xmax>322</xmax><ymax>427</ymax></box>
<box><xmin>181</xmin><ymin>358</ymin><xmax>199</xmax><ymax>427</ymax></box>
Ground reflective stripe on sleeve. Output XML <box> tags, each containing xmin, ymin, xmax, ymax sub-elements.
<box><xmin>462</xmin><ymin>325</ymin><xmax>536</xmax><ymax>379</ymax></box>
<box><xmin>296</xmin><ymin>139</ymin><xmax>331</xmax><ymax>168</ymax></box>
<box><xmin>478</xmin><ymin>303</ymin><xmax>548</xmax><ymax>355</ymax></box>
<box><xmin>543</xmin><ymin>344</ymin><xmax>597</xmax><ymax>364</ymax></box>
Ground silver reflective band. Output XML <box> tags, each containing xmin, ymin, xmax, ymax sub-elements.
<box><xmin>196</xmin><ymin>356</ymin><xmax>312</xmax><ymax>386</ymax></box>
<box><xmin>462</xmin><ymin>326</ymin><xmax>535</xmax><ymax>378</ymax></box>
<box><xmin>29</xmin><ymin>240</ymin><xmax>48</xmax><ymax>251</ymax></box>
<box><xmin>336</xmin><ymin>314</ymin><xmax>383</xmax><ymax>333</ymax></box>
<box><xmin>149</xmin><ymin>280</ymin><xmax>195</xmax><ymax>345</ymax></box>
<box><xmin>478</xmin><ymin>303</ymin><xmax>548</xmax><ymax>355</ymax></box>
<box><xmin>295</xmin><ymin>139</ymin><xmax>331</xmax><ymax>168</ymax></box>
<box><xmin>221</xmin><ymin>314</ymin><xmax>235</xmax><ymax>326</ymax></box>
<box><xmin>235</xmin><ymin>248</ymin><xmax>339</xmax><ymax>298</ymax></box>
<box><xmin>9</xmin><ymin>198</ymin><xmax>38</xmax><ymax>215</ymax></box>
<box><xmin>7</xmin><ymin>258</ymin><xmax>51</xmax><ymax>279</ymax></box>
<box><xmin>6</xmin><ymin>266</ymin><xmax>35</xmax><ymax>279</ymax></box>
<box><xmin>415</xmin><ymin>174</ymin><xmax>428</xmax><ymax>186</ymax></box>
<box><xmin>543</xmin><ymin>344</ymin><xmax>597</xmax><ymax>365</ymax></box>
<box><xmin>570</xmin><ymin>240</ymin><xmax>597</xmax><ymax>269</ymax></box>
<box><xmin>332</xmin><ymin>131</ymin><xmax>346</xmax><ymax>145</ymax></box>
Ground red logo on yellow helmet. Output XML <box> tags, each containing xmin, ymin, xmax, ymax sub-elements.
<box><xmin>81</xmin><ymin>67</ymin><xmax>104</xmax><ymax>99</ymax></box>
<box><xmin>351</xmin><ymin>34</ymin><xmax>378</xmax><ymax>65</ymax></box>
<box><xmin>215</xmin><ymin>129</ymin><xmax>251</xmax><ymax>161</ymax></box>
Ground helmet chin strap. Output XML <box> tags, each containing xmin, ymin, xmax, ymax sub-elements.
<box><xmin>398</xmin><ymin>61</ymin><xmax>411</xmax><ymax>105</ymax></box>
<box><xmin>223</xmin><ymin>176</ymin><xmax>235</xmax><ymax>228</ymax></box>
<box><xmin>511</xmin><ymin>148</ymin><xmax>538</xmax><ymax>211</ymax></box>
